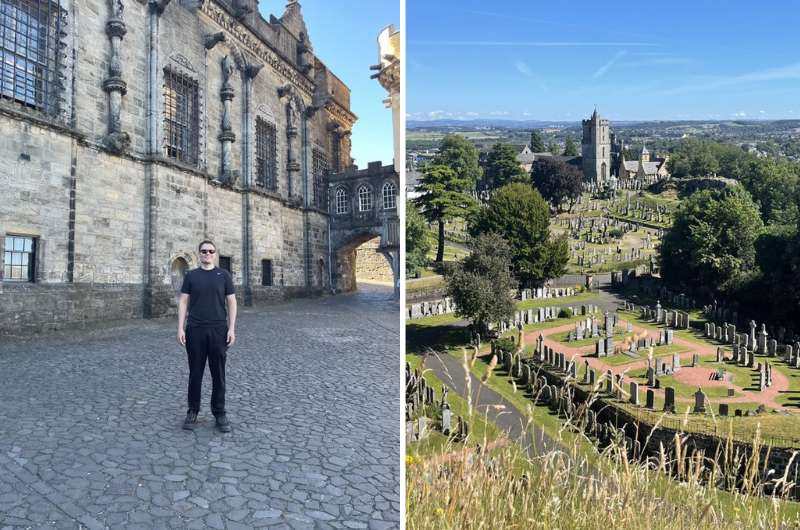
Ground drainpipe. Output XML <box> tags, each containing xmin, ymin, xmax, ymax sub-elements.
<box><xmin>301</xmin><ymin>111</ymin><xmax>311</xmax><ymax>290</ymax></box>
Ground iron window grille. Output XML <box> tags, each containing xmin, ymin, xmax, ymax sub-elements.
<box><xmin>3</xmin><ymin>235</ymin><xmax>35</xmax><ymax>281</ymax></box>
<box><xmin>255</xmin><ymin>117</ymin><xmax>277</xmax><ymax>191</ymax></box>
<box><xmin>261</xmin><ymin>259</ymin><xmax>272</xmax><ymax>286</ymax></box>
<box><xmin>218</xmin><ymin>255</ymin><xmax>231</xmax><ymax>274</ymax></box>
<box><xmin>358</xmin><ymin>185</ymin><xmax>372</xmax><ymax>212</ymax></box>
<box><xmin>0</xmin><ymin>0</ymin><xmax>66</xmax><ymax>116</ymax></box>
<box><xmin>312</xmin><ymin>148</ymin><xmax>329</xmax><ymax>209</ymax></box>
<box><xmin>163</xmin><ymin>69</ymin><xmax>199</xmax><ymax>165</ymax></box>
<box><xmin>335</xmin><ymin>187</ymin><xmax>348</xmax><ymax>215</ymax></box>
<box><xmin>382</xmin><ymin>182</ymin><xmax>396</xmax><ymax>210</ymax></box>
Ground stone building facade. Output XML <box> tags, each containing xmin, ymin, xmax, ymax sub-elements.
<box><xmin>581</xmin><ymin>109</ymin><xmax>611</xmax><ymax>184</ymax></box>
<box><xmin>0</xmin><ymin>0</ymin><xmax>369</xmax><ymax>336</ymax></box>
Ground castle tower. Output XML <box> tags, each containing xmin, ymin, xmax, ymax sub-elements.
<box><xmin>581</xmin><ymin>108</ymin><xmax>611</xmax><ymax>184</ymax></box>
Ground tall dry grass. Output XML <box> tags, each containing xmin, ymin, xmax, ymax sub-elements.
<box><xmin>407</xmin><ymin>352</ymin><xmax>800</xmax><ymax>529</ymax></box>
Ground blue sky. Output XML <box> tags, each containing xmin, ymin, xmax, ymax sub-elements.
<box><xmin>408</xmin><ymin>0</ymin><xmax>800</xmax><ymax>122</ymax></box>
<box><xmin>258</xmin><ymin>1</ymin><xmax>399</xmax><ymax>166</ymax></box>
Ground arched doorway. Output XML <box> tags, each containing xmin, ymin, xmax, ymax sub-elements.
<box><xmin>170</xmin><ymin>257</ymin><xmax>189</xmax><ymax>305</ymax></box>
<box><xmin>334</xmin><ymin>231</ymin><xmax>394</xmax><ymax>293</ymax></box>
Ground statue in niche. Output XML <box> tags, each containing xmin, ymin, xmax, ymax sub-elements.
<box><xmin>222</xmin><ymin>55</ymin><xmax>236</xmax><ymax>86</ymax></box>
<box><xmin>286</xmin><ymin>96</ymin><xmax>300</xmax><ymax>128</ymax></box>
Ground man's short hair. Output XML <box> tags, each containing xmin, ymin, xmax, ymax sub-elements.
<box><xmin>198</xmin><ymin>240</ymin><xmax>216</xmax><ymax>251</ymax></box>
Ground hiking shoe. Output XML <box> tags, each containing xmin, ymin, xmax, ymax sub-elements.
<box><xmin>182</xmin><ymin>411</ymin><xmax>198</xmax><ymax>430</ymax></box>
<box><xmin>215</xmin><ymin>414</ymin><xmax>232</xmax><ymax>433</ymax></box>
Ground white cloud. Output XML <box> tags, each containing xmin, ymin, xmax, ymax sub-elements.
<box><xmin>592</xmin><ymin>50</ymin><xmax>628</xmax><ymax>79</ymax></box>
<box><xmin>654</xmin><ymin>62</ymin><xmax>800</xmax><ymax>96</ymax></box>
<box><xmin>515</xmin><ymin>60</ymin><xmax>533</xmax><ymax>77</ymax></box>
<box><xmin>732</xmin><ymin>111</ymin><xmax>747</xmax><ymax>117</ymax></box>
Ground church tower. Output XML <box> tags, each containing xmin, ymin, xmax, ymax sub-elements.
<box><xmin>581</xmin><ymin>108</ymin><xmax>611</xmax><ymax>184</ymax></box>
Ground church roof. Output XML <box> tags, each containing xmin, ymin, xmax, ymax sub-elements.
<box><xmin>642</xmin><ymin>161</ymin><xmax>660</xmax><ymax>174</ymax></box>
<box><xmin>623</xmin><ymin>161</ymin><xmax>639</xmax><ymax>171</ymax></box>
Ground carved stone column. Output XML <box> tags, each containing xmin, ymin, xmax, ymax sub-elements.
<box><xmin>278</xmin><ymin>85</ymin><xmax>301</xmax><ymax>200</ymax></box>
<box><xmin>218</xmin><ymin>55</ymin><xmax>237</xmax><ymax>184</ymax></box>
<box><xmin>103</xmin><ymin>0</ymin><xmax>130</xmax><ymax>153</ymax></box>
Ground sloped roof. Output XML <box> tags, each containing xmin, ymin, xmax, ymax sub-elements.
<box><xmin>623</xmin><ymin>161</ymin><xmax>639</xmax><ymax>171</ymax></box>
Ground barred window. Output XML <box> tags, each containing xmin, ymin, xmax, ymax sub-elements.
<box><xmin>163</xmin><ymin>69</ymin><xmax>199</xmax><ymax>165</ymax></box>
<box><xmin>3</xmin><ymin>235</ymin><xmax>35</xmax><ymax>281</ymax></box>
<box><xmin>382</xmin><ymin>182</ymin><xmax>396</xmax><ymax>210</ymax></box>
<box><xmin>255</xmin><ymin>117</ymin><xmax>277</xmax><ymax>190</ymax></box>
<box><xmin>312</xmin><ymin>148</ymin><xmax>329</xmax><ymax>209</ymax></box>
<box><xmin>335</xmin><ymin>187</ymin><xmax>348</xmax><ymax>215</ymax></box>
<box><xmin>0</xmin><ymin>0</ymin><xmax>65</xmax><ymax>115</ymax></box>
<box><xmin>358</xmin><ymin>185</ymin><xmax>372</xmax><ymax>212</ymax></box>
<box><xmin>261</xmin><ymin>259</ymin><xmax>272</xmax><ymax>286</ymax></box>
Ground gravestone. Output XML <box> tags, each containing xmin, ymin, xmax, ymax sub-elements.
<box><xmin>719</xmin><ymin>403</ymin><xmax>729</xmax><ymax>417</ymax></box>
<box><xmin>691</xmin><ymin>353</ymin><xmax>699</xmax><ymax>367</ymax></box>
<box><xmin>406</xmin><ymin>421</ymin><xmax>414</xmax><ymax>444</ymax></box>
<box><xmin>693</xmin><ymin>388</ymin><xmax>706</xmax><ymax>413</ymax></box>
<box><xmin>589</xmin><ymin>368</ymin><xmax>596</xmax><ymax>386</ymax></box>
<box><xmin>664</xmin><ymin>387</ymin><xmax>676</xmax><ymax>413</ymax></box>
<box><xmin>716</xmin><ymin>347</ymin><xmax>724</xmax><ymax>363</ymax></box>
<box><xmin>672</xmin><ymin>353</ymin><xmax>681</xmax><ymax>373</ymax></box>
<box><xmin>646</xmin><ymin>367</ymin><xmax>655</xmax><ymax>387</ymax></box>
<box><xmin>629</xmin><ymin>382</ymin><xmax>640</xmax><ymax>405</ymax></box>
<box><xmin>735</xmin><ymin>409</ymin><xmax>742</xmax><ymax>417</ymax></box>
<box><xmin>659</xmin><ymin>330</ymin><xmax>666</xmax><ymax>346</ymax></box>
<box><xmin>596</xmin><ymin>339</ymin><xmax>606</xmax><ymax>357</ymax></box>
<box><xmin>665</xmin><ymin>329</ymin><xmax>674</xmax><ymax>345</ymax></box>
<box><xmin>768</xmin><ymin>339</ymin><xmax>777</xmax><ymax>358</ymax></box>
<box><xmin>442</xmin><ymin>406</ymin><xmax>452</xmax><ymax>435</ymax></box>
<box><xmin>727</xmin><ymin>388</ymin><xmax>735</xmax><ymax>397</ymax></box>
<box><xmin>418</xmin><ymin>417</ymin><xmax>428</xmax><ymax>439</ymax></box>
<box><xmin>645</xmin><ymin>389</ymin><xmax>655</xmax><ymax>409</ymax></box>
<box><xmin>605</xmin><ymin>337</ymin><xmax>614</xmax><ymax>354</ymax></box>
<box><xmin>606</xmin><ymin>371</ymin><xmax>613</xmax><ymax>395</ymax></box>
<box><xmin>582</xmin><ymin>360</ymin><xmax>591</xmax><ymax>384</ymax></box>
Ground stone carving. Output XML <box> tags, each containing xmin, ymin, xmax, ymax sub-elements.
<box><xmin>218</xmin><ymin>55</ymin><xmax>238</xmax><ymax>184</ymax></box>
<box><xmin>169</xmin><ymin>53</ymin><xmax>196</xmax><ymax>73</ymax></box>
<box><xmin>278</xmin><ymin>84</ymin><xmax>303</xmax><ymax>199</ymax></box>
<box><xmin>103</xmin><ymin>0</ymin><xmax>130</xmax><ymax>153</ymax></box>
<box><xmin>204</xmin><ymin>32</ymin><xmax>226</xmax><ymax>50</ymax></box>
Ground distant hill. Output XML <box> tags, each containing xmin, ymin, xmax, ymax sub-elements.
<box><xmin>407</xmin><ymin>118</ymin><xmax>800</xmax><ymax>131</ymax></box>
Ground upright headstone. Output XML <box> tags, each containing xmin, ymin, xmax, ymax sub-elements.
<box><xmin>606</xmin><ymin>370</ymin><xmax>613</xmax><ymax>395</ymax></box>
<box><xmin>672</xmin><ymin>352</ymin><xmax>681</xmax><ymax>373</ymax></box>
<box><xmin>629</xmin><ymin>382</ymin><xmax>640</xmax><ymax>405</ymax></box>
<box><xmin>691</xmin><ymin>353</ymin><xmax>700</xmax><ymax>367</ymax></box>
<box><xmin>406</xmin><ymin>421</ymin><xmax>415</xmax><ymax>443</ymax></box>
<box><xmin>646</xmin><ymin>367</ymin><xmax>655</xmax><ymax>387</ymax></box>
<box><xmin>665</xmin><ymin>329</ymin><xmax>674</xmax><ymax>345</ymax></box>
<box><xmin>664</xmin><ymin>387</ymin><xmax>676</xmax><ymax>413</ymax></box>
<box><xmin>768</xmin><ymin>339</ymin><xmax>777</xmax><ymax>358</ymax></box>
<box><xmin>645</xmin><ymin>389</ymin><xmax>655</xmax><ymax>409</ymax></box>
<box><xmin>716</xmin><ymin>347</ymin><xmax>724</xmax><ymax>363</ymax></box>
<box><xmin>719</xmin><ymin>403</ymin><xmax>729</xmax><ymax>417</ymax></box>
<box><xmin>693</xmin><ymin>388</ymin><xmax>706</xmax><ymax>413</ymax></box>
<box><xmin>442</xmin><ymin>406</ymin><xmax>452</xmax><ymax>435</ymax></box>
<box><xmin>596</xmin><ymin>339</ymin><xmax>606</xmax><ymax>357</ymax></box>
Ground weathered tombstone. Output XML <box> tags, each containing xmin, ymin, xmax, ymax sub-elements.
<box><xmin>406</xmin><ymin>421</ymin><xmax>415</xmax><ymax>443</ymax></box>
<box><xmin>646</xmin><ymin>367</ymin><xmax>655</xmax><ymax>387</ymax></box>
<box><xmin>645</xmin><ymin>389</ymin><xmax>655</xmax><ymax>409</ymax></box>
<box><xmin>664</xmin><ymin>387</ymin><xmax>676</xmax><ymax>413</ymax></box>
<box><xmin>735</xmin><ymin>409</ymin><xmax>742</xmax><ymax>417</ymax></box>
<box><xmin>418</xmin><ymin>417</ymin><xmax>428</xmax><ymax>439</ymax></box>
<box><xmin>596</xmin><ymin>339</ymin><xmax>606</xmax><ymax>357</ymax></box>
<box><xmin>589</xmin><ymin>368</ymin><xmax>596</xmax><ymax>386</ymax></box>
<box><xmin>605</xmin><ymin>336</ymin><xmax>614</xmax><ymax>354</ymax></box>
<box><xmin>606</xmin><ymin>371</ymin><xmax>614</xmax><ymax>395</ymax></box>
<box><xmin>629</xmin><ymin>382</ymin><xmax>640</xmax><ymax>405</ymax></box>
<box><xmin>672</xmin><ymin>352</ymin><xmax>681</xmax><ymax>373</ymax></box>
<box><xmin>716</xmin><ymin>347</ymin><xmax>724</xmax><ymax>363</ymax></box>
<box><xmin>665</xmin><ymin>329</ymin><xmax>674</xmax><ymax>345</ymax></box>
<box><xmin>719</xmin><ymin>403</ymin><xmax>729</xmax><ymax>416</ymax></box>
<box><xmin>442</xmin><ymin>406</ymin><xmax>452</xmax><ymax>435</ymax></box>
<box><xmin>758</xmin><ymin>324</ymin><xmax>768</xmax><ymax>355</ymax></box>
<box><xmin>727</xmin><ymin>387</ymin><xmax>735</xmax><ymax>397</ymax></box>
<box><xmin>659</xmin><ymin>329</ymin><xmax>666</xmax><ymax>345</ymax></box>
<box><xmin>693</xmin><ymin>388</ymin><xmax>706</xmax><ymax>413</ymax></box>
<box><xmin>691</xmin><ymin>353</ymin><xmax>699</xmax><ymax>367</ymax></box>
<box><xmin>540</xmin><ymin>385</ymin><xmax>553</xmax><ymax>404</ymax></box>
<box><xmin>768</xmin><ymin>339</ymin><xmax>777</xmax><ymax>358</ymax></box>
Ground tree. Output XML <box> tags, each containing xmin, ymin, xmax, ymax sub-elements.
<box><xmin>405</xmin><ymin>200</ymin><xmax>431</xmax><ymax>275</ymax></box>
<box><xmin>483</xmin><ymin>143</ymin><xmax>528</xmax><ymax>189</ymax></box>
<box><xmin>471</xmin><ymin>182</ymin><xmax>569</xmax><ymax>286</ymax></box>
<box><xmin>563</xmin><ymin>134</ymin><xmax>578</xmax><ymax>156</ymax></box>
<box><xmin>659</xmin><ymin>185</ymin><xmax>764</xmax><ymax>296</ymax></box>
<box><xmin>445</xmin><ymin>232</ymin><xmax>516</xmax><ymax>336</ymax></box>
<box><xmin>432</xmin><ymin>134</ymin><xmax>482</xmax><ymax>186</ymax></box>
<box><xmin>737</xmin><ymin>157</ymin><xmax>800</xmax><ymax>225</ymax></box>
<box><xmin>414</xmin><ymin>164</ymin><xmax>479</xmax><ymax>263</ymax></box>
<box><xmin>531</xmin><ymin>158</ymin><xmax>584</xmax><ymax>213</ymax></box>
<box><xmin>546</xmin><ymin>141</ymin><xmax>560</xmax><ymax>155</ymax></box>
<box><xmin>530</xmin><ymin>130</ymin><xmax>546</xmax><ymax>152</ymax></box>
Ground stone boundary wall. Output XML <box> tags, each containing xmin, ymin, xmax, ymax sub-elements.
<box><xmin>405</xmin><ymin>286</ymin><xmax>579</xmax><ymax>320</ymax></box>
<box><xmin>0</xmin><ymin>283</ymin><xmax>142</xmax><ymax>339</ymax></box>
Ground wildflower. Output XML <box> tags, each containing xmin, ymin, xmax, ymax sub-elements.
<box><xmin>435</xmin><ymin>507</ymin><xmax>444</xmax><ymax>516</ymax></box>
<box><xmin>406</xmin><ymin>455</ymin><xmax>415</xmax><ymax>466</ymax></box>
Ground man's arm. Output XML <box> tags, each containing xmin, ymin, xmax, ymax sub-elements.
<box><xmin>226</xmin><ymin>294</ymin><xmax>237</xmax><ymax>347</ymax></box>
<box><xmin>177</xmin><ymin>293</ymin><xmax>189</xmax><ymax>345</ymax></box>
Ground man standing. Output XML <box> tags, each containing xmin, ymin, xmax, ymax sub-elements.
<box><xmin>177</xmin><ymin>240</ymin><xmax>237</xmax><ymax>432</ymax></box>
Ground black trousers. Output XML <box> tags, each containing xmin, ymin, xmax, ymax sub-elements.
<box><xmin>185</xmin><ymin>325</ymin><xmax>227</xmax><ymax>416</ymax></box>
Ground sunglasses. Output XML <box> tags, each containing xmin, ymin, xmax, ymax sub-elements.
<box><xmin>200</xmin><ymin>249</ymin><xmax>216</xmax><ymax>254</ymax></box>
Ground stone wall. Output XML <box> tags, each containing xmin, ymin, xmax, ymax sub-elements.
<box><xmin>0</xmin><ymin>0</ymin><xmax>360</xmax><ymax>336</ymax></box>
<box><xmin>355</xmin><ymin>237</ymin><xmax>393</xmax><ymax>283</ymax></box>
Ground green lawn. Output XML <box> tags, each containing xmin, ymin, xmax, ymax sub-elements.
<box><xmin>550</xmin><ymin>329</ymin><xmax>600</xmax><ymax>348</ymax></box>
<box><xmin>593</xmin><ymin>344</ymin><xmax>689</xmax><ymax>366</ymax></box>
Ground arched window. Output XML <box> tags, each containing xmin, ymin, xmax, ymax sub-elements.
<box><xmin>358</xmin><ymin>186</ymin><xmax>372</xmax><ymax>212</ymax></box>
<box><xmin>335</xmin><ymin>187</ymin><xmax>348</xmax><ymax>214</ymax></box>
<box><xmin>382</xmin><ymin>182</ymin><xmax>396</xmax><ymax>210</ymax></box>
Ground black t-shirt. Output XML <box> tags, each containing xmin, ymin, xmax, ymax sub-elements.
<box><xmin>180</xmin><ymin>267</ymin><xmax>235</xmax><ymax>327</ymax></box>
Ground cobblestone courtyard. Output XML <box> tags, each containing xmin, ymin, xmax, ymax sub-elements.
<box><xmin>0</xmin><ymin>285</ymin><xmax>400</xmax><ymax>530</ymax></box>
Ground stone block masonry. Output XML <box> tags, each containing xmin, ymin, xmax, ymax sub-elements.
<box><xmin>0</xmin><ymin>0</ymin><xmax>382</xmax><ymax>335</ymax></box>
